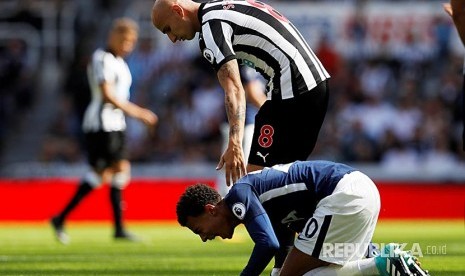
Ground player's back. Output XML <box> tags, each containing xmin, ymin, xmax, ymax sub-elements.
<box><xmin>198</xmin><ymin>0</ymin><xmax>330</xmax><ymax>100</ymax></box>
<box><xmin>238</xmin><ymin>160</ymin><xmax>356</xmax><ymax>232</ymax></box>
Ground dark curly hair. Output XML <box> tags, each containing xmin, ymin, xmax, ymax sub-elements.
<box><xmin>176</xmin><ymin>183</ymin><xmax>221</xmax><ymax>226</ymax></box>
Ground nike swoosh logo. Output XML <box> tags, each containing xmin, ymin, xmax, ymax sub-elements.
<box><xmin>297</xmin><ymin>235</ymin><xmax>308</xmax><ymax>241</ymax></box>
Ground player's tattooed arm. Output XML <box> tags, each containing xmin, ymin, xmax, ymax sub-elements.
<box><xmin>216</xmin><ymin>59</ymin><xmax>247</xmax><ymax>186</ymax></box>
<box><xmin>217</xmin><ymin>60</ymin><xmax>246</xmax><ymax>142</ymax></box>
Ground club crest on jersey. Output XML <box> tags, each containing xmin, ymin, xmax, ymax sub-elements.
<box><xmin>203</xmin><ymin>48</ymin><xmax>215</xmax><ymax>64</ymax></box>
<box><xmin>232</xmin><ymin>203</ymin><xmax>246</xmax><ymax>220</ymax></box>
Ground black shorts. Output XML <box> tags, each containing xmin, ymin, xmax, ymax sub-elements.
<box><xmin>85</xmin><ymin>131</ymin><xmax>127</xmax><ymax>171</ymax></box>
<box><xmin>248</xmin><ymin>80</ymin><xmax>329</xmax><ymax>167</ymax></box>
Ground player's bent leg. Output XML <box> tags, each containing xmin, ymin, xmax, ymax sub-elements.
<box><xmin>246</xmin><ymin>163</ymin><xmax>264</xmax><ymax>173</ymax></box>
<box><xmin>280</xmin><ymin>247</ymin><xmax>330</xmax><ymax>276</ymax></box>
<box><xmin>302</xmin><ymin>260</ymin><xmax>377</xmax><ymax>276</ymax></box>
<box><xmin>290</xmin><ymin>170</ymin><xmax>382</xmax><ymax>275</ymax></box>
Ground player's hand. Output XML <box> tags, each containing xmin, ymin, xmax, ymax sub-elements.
<box><xmin>443</xmin><ymin>3</ymin><xmax>453</xmax><ymax>17</ymax></box>
<box><xmin>139</xmin><ymin>108</ymin><xmax>158</xmax><ymax>127</ymax></box>
<box><xmin>216</xmin><ymin>145</ymin><xmax>246</xmax><ymax>187</ymax></box>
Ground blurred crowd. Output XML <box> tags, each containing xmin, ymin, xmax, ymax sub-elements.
<box><xmin>1</xmin><ymin>0</ymin><xmax>464</xmax><ymax>171</ymax></box>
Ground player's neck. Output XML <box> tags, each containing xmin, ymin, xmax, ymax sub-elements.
<box><xmin>190</xmin><ymin>1</ymin><xmax>201</xmax><ymax>32</ymax></box>
<box><xmin>218</xmin><ymin>200</ymin><xmax>242</xmax><ymax>226</ymax></box>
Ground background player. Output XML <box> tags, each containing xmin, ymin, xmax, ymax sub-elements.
<box><xmin>50</xmin><ymin>17</ymin><xmax>158</xmax><ymax>244</ymax></box>
<box><xmin>177</xmin><ymin>161</ymin><xmax>430</xmax><ymax>276</ymax></box>
<box><xmin>152</xmin><ymin>0</ymin><xmax>330</xmax><ymax>186</ymax></box>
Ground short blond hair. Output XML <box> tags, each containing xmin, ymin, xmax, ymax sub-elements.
<box><xmin>111</xmin><ymin>17</ymin><xmax>139</xmax><ymax>35</ymax></box>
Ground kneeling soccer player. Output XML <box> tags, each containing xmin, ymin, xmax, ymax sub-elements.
<box><xmin>176</xmin><ymin>160</ymin><xmax>430</xmax><ymax>276</ymax></box>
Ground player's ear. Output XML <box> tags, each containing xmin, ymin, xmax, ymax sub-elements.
<box><xmin>204</xmin><ymin>204</ymin><xmax>216</xmax><ymax>215</ymax></box>
<box><xmin>172</xmin><ymin>4</ymin><xmax>184</xmax><ymax>18</ymax></box>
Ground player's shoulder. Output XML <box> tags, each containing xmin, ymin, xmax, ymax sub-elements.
<box><xmin>92</xmin><ymin>48</ymin><xmax>118</xmax><ymax>62</ymax></box>
<box><xmin>226</xmin><ymin>182</ymin><xmax>255</xmax><ymax>201</ymax></box>
<box><xmin>89</xmin><ymin>48</ymin><xmax>104</xmax><ymax>64</ymax></box>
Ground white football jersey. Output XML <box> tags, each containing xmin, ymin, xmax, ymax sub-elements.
<box><xmin>82</xmin><ymin>48</ymin><xmax>132</xmax><ymax>132</ymax></box>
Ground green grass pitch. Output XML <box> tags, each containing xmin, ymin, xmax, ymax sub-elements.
<box><xmin>0</xmin><ymin>220</ymin><xmax>463</xmax><ymax>275</ymax></box>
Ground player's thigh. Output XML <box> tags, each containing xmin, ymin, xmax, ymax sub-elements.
<box><xmin>294</xmin><ymin>175</ymin><xmax>379</xmax><ymax>265</ymax></box>
<box><xmin>85</xmin><ymin>131</ymin><xmax>127</xmax><ymax>171</ymax></box>
<box><xmin>289</xmin><ymin>80</ymin><xmax>329</xmax><ymax>156</ymax></box>
<box><xmin>248</xmin><ymin>103</ymin><xmax>300</xmax><ymax>166</ymax></box>
<box><xmin>247</xmin><ymin>106</ymin><xmax>315</xmax><ymax>166</ymax></box>
<box><xmin>85</xmin><ymin>132</ymin><xmax>108</xmax><ymax>172</ymax></box>
<box><xmin>111</xmin><ymin>159</ymin><xmax>131</xmax><ymax>173</ymax></box>
<box><xmin>248</xmin><ymin>83</ymin><xmax>328</xmax><ymax>166</ymax></box>
<box><xmin>280</xmin><ymin>247</ymin><xmax>330</xmax><ymax>276</ymax></box>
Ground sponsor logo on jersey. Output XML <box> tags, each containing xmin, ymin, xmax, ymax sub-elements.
<box><xmin>243</xmin><ymin>59</ymin><xmax>255</xmax><ymax>68</ymax></box>
<box><xmin>232</xmin><ymin>203</ymin><xmax>246</xmax><ymax>220</ymax></box>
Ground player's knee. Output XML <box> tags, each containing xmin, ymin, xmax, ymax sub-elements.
<box><xmin>83</xmin><ymin>171</ymin><xmax>103</xmax><ymax>188</ymax></box>
<box><xmin>247</xmin><ymin>163</ymin><xmax>263</xmax><ymax>173</ymax></box>
<box><xmin>111</xmin><ymin>171</ymin><xmax>130</xmax><ymax>189</ymax></box>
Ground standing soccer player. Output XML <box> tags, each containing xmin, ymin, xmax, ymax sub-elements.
<box><xmin>177</xmin><ymin>161</ymin><xmax>431</xmax><ymax>276</ymax></box>
<box><xmin>151</xmin><ymin>0</ymin><xmax>330</xmax><ymax>186</ymax></box>
<box><xmin>50</xmin><ymin>18</ymin><xmax>158</xmax><ymax>244</ymax></box>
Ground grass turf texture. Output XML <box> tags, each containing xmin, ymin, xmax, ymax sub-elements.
<box><xmin>0</xmin><ymin>220</ymin><xmax>463</xmax><ymax>275</ymax></box>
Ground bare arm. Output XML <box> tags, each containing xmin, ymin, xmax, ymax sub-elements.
<box><xmin>445</xmin><ymin>1</ymin><xmax>465</xmax><ymax>46</ymax></box>
<box><xmin>100</xmin><ymin>82</ymin><xmax>158</xmax><ymax>126</ymax></box>
<box><xmin>216</xmin><ymin>59</ymin><xmax>247</xmax><ymax>186</ymax></box>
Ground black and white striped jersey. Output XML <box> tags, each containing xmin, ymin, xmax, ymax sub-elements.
<box><xmin>82</xmin><ymin>48</ymin><xmax>132</xmax><ymax>133</ymax></box>
<box><xmin>198</xmin><ymin>0</ymin><xmax>330</xmax><ymax>100</ymax></box>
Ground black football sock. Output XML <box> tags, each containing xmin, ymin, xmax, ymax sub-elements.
<box><xmin>55</xmin><ymin>181</ymin><xmax>93</xmax><ymax>224</ymax></box>
<box><xmin>110</xmin><ymin>187</ymin><xmax>124</xmax><ymax>235</ymax></box>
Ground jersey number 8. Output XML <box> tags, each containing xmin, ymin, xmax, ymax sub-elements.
<box><xmin>258</xmin><ymin>124</ymin><xmax>274</xmax><ymax>148</ymax></box>
<box><xmin>246</xmin><ymin>0</ymin><xmax>288</xmax><ymax>23</ymax></box>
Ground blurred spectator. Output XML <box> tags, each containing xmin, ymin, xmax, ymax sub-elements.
<box><xmin>6</xmin><ymin>0</ymin><xmax>42</xmax><ymax>31</ymax></box>
<box><xmin>422</xmin><ymin>132</ymin><xmax>457</xmax><ymax>171</ymax></box>
<box><xmin>358</xmin><ymin>58</ymin><xmax>394</xmax><ymax>99</ymax></box>
<box><xmin>0</xmin><ymin>38</ymin><xmax>35</xmax><ymax>152</ymax></box>
<box><xmin>341</xmin><ymin>120</ymin><xmax>378</xmax><ymax>162</ymax></box>
<box><xmin>380</xmin><ymin>137</ymin><xmax>420</xmax><ymax>170</ymax></box>
<box><xmin>316</xmin><ymin>35</ymin><xmax>341</xmax><ymax>76</ymax></box>
<box><xmin>389</xmin><ymin>82</ymin><xmax>423</xmax><ymax>143</ymax></box>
